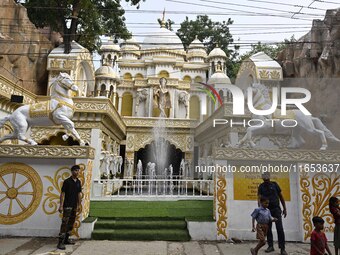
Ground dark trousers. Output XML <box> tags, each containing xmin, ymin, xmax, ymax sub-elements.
<box><xmin>59</xmin><ymin>207</ymin><xmax>76</xmax><ymax>240</ymax></box>
<box><xmin>267</xmin><ymin>207</ymin><xmax>285</xmax><ymax>250</ymax></box>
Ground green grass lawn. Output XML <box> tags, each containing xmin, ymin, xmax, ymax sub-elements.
<box><xmin>89</xmin><ymin>200</ymin><xmax>214</xmax><ymax>221</ymax></box>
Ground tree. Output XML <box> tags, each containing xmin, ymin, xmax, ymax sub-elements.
<box><xmin>176</xmin><ymin>15</ymin><xmax>239</xmax><ymax>79</ymax></box>
<box><xmin>157</xmin><ymin>18</ymin><xmax>175</xmax><ymax>31</ymax></box>
<box><xmin>23</xmin><ymin>0</ymin><xmax>145</xmax><ymax>53</ymax></box>
<box><xmin>233</xmin><ymin>36</ymin><xmax>297</xmax><ymax>76</ymax></box>
<box><xmin>239</xmin><ymin>40</ymin><xmax>294</xmax><ymax>61</ymax></box>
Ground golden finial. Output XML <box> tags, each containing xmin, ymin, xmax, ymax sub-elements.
<box><xmin>161</xmin><ymin>8</ymin><xmax>166</xmax><ymax>28</ymax></box>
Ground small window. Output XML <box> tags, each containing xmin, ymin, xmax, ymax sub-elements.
<box><xmin>135</xmin><ymin>73</ymin><xmax>144</xmax><ymax>79</ymax></box>
<box><xmin>123</xmin><ymin>73</ymin><xmax>133</xmax><ymax>80</ymax></box>
<box><xmin>194</xmin><ymin>76</ymin><xmax>203</xmax><ymax>84</ymax></box>
<box><xmin>183</xmin><ymin>75</ymin><xmax>192</xmax><ymax>83</ymax></box>
<box><xmin>158</xmin><ymin>70</ymin><xmax>169</xmax><ymax>78</ymax></box>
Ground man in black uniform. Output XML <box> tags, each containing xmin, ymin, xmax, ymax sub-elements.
<box><xmin>57</xmin><ymin>165</ymin><xmax>82</xmax><ymax>250</ymax></box>
<box><xmin>258</xmin><ymin>172</ymin><xmax>287</xmax><ymax>255</ymax></box>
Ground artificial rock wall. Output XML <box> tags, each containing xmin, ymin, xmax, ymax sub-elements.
<box><xmin>277</xmin><ymin>9</ymin><xmax>340</xmax><ymax>148</ymax></box>
<box><xmin>0</xmin><ymin>0</ymin><xmax>53</xmax><ymax>95</ymax></box>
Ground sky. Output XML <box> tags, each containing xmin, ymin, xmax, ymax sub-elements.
<box><xmin>94</xmin><ymin>0</ymin><xmax>339</xmax><ymax>69</ymax></box>
<box><xmin>119</xmin><ymin>0</ymin><xmax>339</xmax><ymax>54</ymax></box>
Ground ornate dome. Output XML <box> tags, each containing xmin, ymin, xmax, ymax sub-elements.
<box><xmin>100</xmin><ymin>38</ymin><xmax>120</xmax><ymax>52</ymax></box>
<box><xmin>208</xmin><ymin>47</ymin><xmax>227</xmax><ymax>59</ymax></box>
<box><xmin>124</xmin><ymin>37</ymin><xmax>140</xmax><ymax>45</ymax></box>
<box><xmin>142</xmin><ymin>27</ymin><xmax>184</xmax><ymax>51</ymax></box>
<box><xmin>208</xmin><ymin>71</ymin><xmax>231</xmax><ymax>84</ymax></box>
<box><xmin>120</xmin><ymin>37</ymin><xmax>140</xmax><ymax>57</ymax></box>
<box><xmin>187</xmin><ymin>36</ymin><xmax>207</xmax><ymax>60</ymax></box>
<box><xmin>95</xmin><ymin>66</ymin><xmax>117</xmax><ymax>79</ymax></box>
<box><xmin>188</xmin><ymin>36</ymin><xmax>205</xmax><ymax>49</ymax></box>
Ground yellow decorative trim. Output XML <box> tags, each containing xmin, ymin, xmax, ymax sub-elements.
<box><xmin>300</xmin><ymin>171</ymin><xmax>339</xmax><ymax>241</ymax></box>
<box><xmin>0</xmin><ymin>145</ymin><xmax>95</xmax><ymax>159</ymax></box>
<box><xmin>270</xmin><ymin>70</ymin><xmax>281</xmax><ymax>79</ymax></box>
<box><xmin>273</xmin><ymin>109</ymin><xmax>296</xmax><ymax>120</ymax></box>
<box><xmin>42</xmin><ymin>166</ymin><xmax>70</xmax><ymax>215</ymax></box>
<box><xmin>54</xmin><ymin>98</ymin><xmax>75</xmax><ymax>110</ymax></box>
<box><xmin>0</xmin><ymin>75</ymin><xmax>36</xmax><ymax>104</ymax></box>
<box><xmin>300</xmin><ymin>171</ymin><xmax>313</xmax><ymax>241</ymax></box>
<box><xmin>50</xmin><ymin>59</ymin><xmax>62</xmax><ymax>69</ymax></box>
<box><xmin>0</xmin><ymin>123</ymin><xmax>18</xmax><ymax>145</ymax></box>
<box><xmin>0</xmin><ymin>163</ymin><xmax>43</xmax><ymax>225</ymax></box>
<box><xmin>216</xmin><ymin>172</ymin><xmax>227</xmax><ymax>239</ymax></box>
<box><xmin>213</xmin><ymin>172</ymin><xmax>216</xmax><ymax>221</ymax></box>
<box><xmin>214</xmin><ymin>148</ymin><xmax>340</xmax><ymax>163</ymax></box>
<box><xmin>82</xmin><ymin>161</ymin><xmax>93</xmax><ymax>219</ymax></box>
<box><xmin>63</xmin><ymin>60</ymin><xmax>75</xmax><ymax>70</ymax></box>
<box><xmin>258</xmin><ymin>69</ymin><xmax>270</xmax><ymax>79</ymax></box>
<box><xmin>123</xmin><ymin>117</ymin><xmax>197</xmax><ymax>129</ymax></box>
<box><xmin>29</xmin><ymin>101</ymin><xmax>51</xmax><ymax>118</ymax></box>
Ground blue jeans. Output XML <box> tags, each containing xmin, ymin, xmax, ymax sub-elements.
<box><xmin>267</xmin><ymin>207</ymin><xmax>285</xmax><ymax>250</ymax></box>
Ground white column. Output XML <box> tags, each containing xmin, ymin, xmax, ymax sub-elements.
<box><xmin>149</xmin><ymin>87</ymin><xmax>154</xmax><ymax>117</ymax></box>
<box><xmin>118</xmin><ymin>95</ymin><xmax>123</xmax><ymax>114</ymax></box>
<box><xmin>187</xmin><ymin>98</ymin><xmax>190</xmax><ymax>119</ymax></box>
<box><xmin>199</xmin><ymin>99</ymin><xmax>204</xmax><ymax>122</ymax></box>
<box><xmin>90</xmin><ymin>129</ymin><xmax>102</xmax><ymax>182</ymax></box>
<box><xmin>170</xmin><ymin>89</ymin><xmax>175</xmax><ymax>118</ymax></box>
<box><xmin>132</xmin><ymin>95</ymin><xmax>136</xmax><ymax>116</ymax></box>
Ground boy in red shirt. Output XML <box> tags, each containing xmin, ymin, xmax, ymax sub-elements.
<box><xmin>329</xmin><ymin>197</ymin><xmax>340</xmax><ymax>255</ymax></box>
<box><xmin>311</xmin><ymin>216</ymin><xmax>332</xmax><ymax>255</ymax></box>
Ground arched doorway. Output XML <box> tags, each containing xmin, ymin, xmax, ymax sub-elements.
<box><xmin>40</xmin><ymin>132</ymin><xmax>79</xmax><ymax>146</ymax></box>
<box><xmin>136</xmin><ymin>139</ymin><xmax>183</xmax><ymax>177</ymax></box>
<box><xmin>121</xmin><ymin>92</ymin><xmax>133</xmax><ymax>116</ymax></box>
<box><xmin>189</xmin><ymin>95</ymin><xmax>200</xmax><ymax>120</ymax></box>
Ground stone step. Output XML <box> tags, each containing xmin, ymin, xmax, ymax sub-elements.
<box><xmin>92</xmin><ymin>229</ymin><xmax>190</xmax><ymax>241</ymax></box>
<box><xmin>94</xmin><ymin>219</ymin><xmax>187</xmax><ymax>230</ymax></box>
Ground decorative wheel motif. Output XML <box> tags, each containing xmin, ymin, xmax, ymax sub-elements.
<box><xmin>0</xmin><ymin>163</ymin><xmax>43</xmax><ymax>225</ymax></box>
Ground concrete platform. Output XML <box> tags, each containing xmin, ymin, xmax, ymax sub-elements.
<box><xmin>0</xmin><ymin>237</ymin><xmax>329</xmax><ymax>255</ymax></box>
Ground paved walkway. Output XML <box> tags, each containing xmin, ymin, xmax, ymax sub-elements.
<box><xmin>0</xmin><ymin>237</ymin><xmax>330</xmax><ymax>255</ymax></box>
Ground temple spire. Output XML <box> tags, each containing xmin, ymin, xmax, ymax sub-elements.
<box><xmin>161</xmin><ymin>8</ymin><xmax>166</xmax><ymax>28</ymax></box>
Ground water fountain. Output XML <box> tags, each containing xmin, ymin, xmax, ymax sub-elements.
<box><xmin>151</xmin><ymin>117</ymin><xmax>169</xmax><ymax>177</ymax></box>
<box><xmin>137</xmin><ymin>159</ymin><xmax>143</xmax><ymax>194</ymax></box>
<box><xmin>168</xmin><ymin>164</ymin><xmax>174</xmax><ymax>195</ymax></box>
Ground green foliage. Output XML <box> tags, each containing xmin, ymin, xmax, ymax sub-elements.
<box><xmin>240</xmin><ymin>38</ymin><xmax>296</xmax><ymax>61</ymax></box>
<box><xmin>23</xmin><ymin>0</ymin><xmax>144</xmax><ymax>53</ymax></box>
<box><xmin>233</xmin><ymin>36</ymin><xmax>296</xmax><ymax>77</ymax></box>
<box><xmin>157</xmin><ymin>18</ymin><xmax>175</xmax><ymax>31</ymax></box>
<box><xmin>176</xmin><ymin>15</ymin><xmax>239</xmax><ymax>79</ymax></box>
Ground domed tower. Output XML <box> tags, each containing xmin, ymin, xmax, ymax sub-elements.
<box><xmin>120</xmin><ymin>37</ymin><xmax>141</xmax><ymax>60</ymax></box>
<box><xmin>99</xmin><ymin>37</ymin><xmax>120</xmax><ymax>69</ymax></box>
<box><xmin>187</xmin><ymin>35</ymin><xmax>207</xmax><ymax>63</ymax></box>
<box><xmin>94</xmin><ymin>38</ymin><xmax>120</xmax><ymax>101</ymax></box>
<box><xmin>207</xmin><ymin>45</ymin><xmax>227</xmax><ymax>77</ymax></box>
<box><xmin>207</xmin><ymin>47</ymin><xmax>231</xmax><ymax>114</ymax></box>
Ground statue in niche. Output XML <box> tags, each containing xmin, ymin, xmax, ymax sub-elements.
<box><xmin>177</xmin><ymin>90</ymin><xmax>189</xmax><ymax>118</ymax></box>
<box><xmin>216</xmin><ymin>61</ymin><xmax>222</xmax><ymax>72</ymax></box>
<box><xmin>135</xmin><ymin>88</ymin><xmax>149</xmax><ymax>116</ymax></box>
<box><xmin>125</xmin><ymin>158</ymin><xmax>134</xmax><ymax>178</ymax></box>
<box><xmin>153</xmin><ymin>77</ymin><xmax>171</xmax><ymax>117</ymax></box>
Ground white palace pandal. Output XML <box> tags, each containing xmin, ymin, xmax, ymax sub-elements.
<box><xmin>0</xmin><ymin>18</ymin><xmax>339</xmax><ymax>241</ymax></box>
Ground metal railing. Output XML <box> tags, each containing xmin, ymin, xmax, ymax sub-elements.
<box><xmin>92</xmin><ymin>178</ymin><xmax>214</xmax><ymax>200</ymax></box>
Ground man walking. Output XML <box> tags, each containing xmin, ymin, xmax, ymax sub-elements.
<box><xmin>57</xmin><ymin>165</ymin><xmax>82</xmax><ymax>250</ymax></box>
<box><xmin>258</xmin><ymin>172</ymin><xmax>287</xmax><ymax>255</ymax></box>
